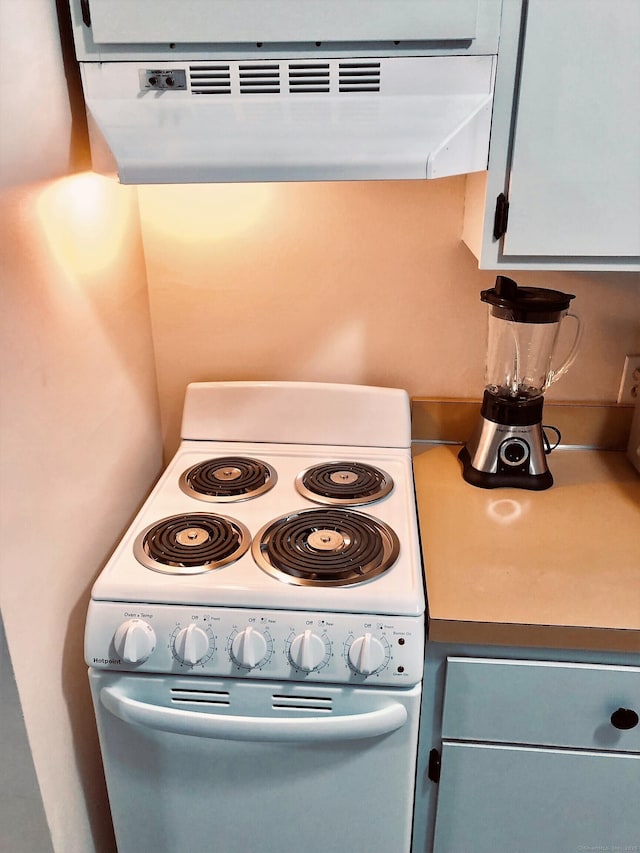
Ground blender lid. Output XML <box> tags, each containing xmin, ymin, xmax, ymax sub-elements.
<box><xmin>481</xmin><ymin>276</ymin><xmax>575</xmax><ymax>323</ymax></box>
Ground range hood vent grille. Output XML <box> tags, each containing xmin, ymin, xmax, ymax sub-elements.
<box><xmin>187</xmin><ymin>61</ymin><xmax>381</xmax><ymax>96</ymax></box>
<box><xmin>339</xmin><ymin>62</ymin><xmax>381</xmax><ymax>92</ymax></box>
<box><xmin>288</xmin><ymin>63</ymin><xmax>331</xmax><ymax>94</ymax></box>
<box><xmin>239</xmin><ymin>64</ymin><xmax>281</xmax><ymax>94</ymax></box>
<box><xmin>190</xmin><ymin>65</ymin><xmax>232</xmax><ymax>95</ymax></box>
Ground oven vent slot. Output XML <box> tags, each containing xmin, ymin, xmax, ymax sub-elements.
<box><xmin>189</xmin><ymin>65</ymin><xmax>232</xmax><ymax>95</ymax></box>
<box><xmin>272</xmin><ymin>693</ymin><xmax>333</xmax><ymax>713</ymax></box>
<box><xmin>338</xmin><ymin>62</ymin><xmax>381</xmax><ymax>92</ymax></box>
<box><xmin>171</xmin><ymin>688</ymin><xmax>231</xmax><ymax>707</ymax></box>
<box><xmin>288</xmin><ymin>63</ymin><xmax>330</xmax><ymax>94</ymax></box>
<box><xmin>239</xmin><ymin>64</ymin><xmax>281</xmax><ymax>94</ymax></box>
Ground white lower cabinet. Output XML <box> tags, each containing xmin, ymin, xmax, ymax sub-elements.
<box><xmin>434</xmin><ymin>743</ymin><xmax>638</xmax><ymax>852</ymax></box>
<box><xmin>430</xmin><ymin>657</ymin><xmax>640</xmax><ymax>853</ymax></box>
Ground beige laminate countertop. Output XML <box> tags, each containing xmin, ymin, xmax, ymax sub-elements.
<box><xmin>412</xmin><ymin>444</ymin><xmax>640</xmax><ymax>654</ymax></box>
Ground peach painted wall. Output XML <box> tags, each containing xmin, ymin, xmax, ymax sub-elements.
<box><xmin>0</xmin><ymin>3</ymin><xmax>162</xmax><ymax>852</ymax></box>
<box><xmin>137</xmin><ymin>180</ymin><xmax>640</xmax><ymax>457</ymax></box>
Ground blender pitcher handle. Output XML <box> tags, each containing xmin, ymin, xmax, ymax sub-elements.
<box><xmin>546</xmin><ymin>313</ymin><xmax>583</xmax><ymax>388</ymax></box>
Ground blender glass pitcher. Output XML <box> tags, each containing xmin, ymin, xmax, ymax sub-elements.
<box><xmin>483</xmin><ymin>277</ymin><xmax>582</xmax><ymax>400</ymax></box>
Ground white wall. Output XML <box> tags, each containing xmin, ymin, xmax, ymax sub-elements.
<box><xmin>0</xmin><ymin>3</ymin><xmax>162</xmax><ymax>851</ymax></box>
<box><xmin>0</xmin><ymin>2</ymin><xmax>73</xmax><ymax>188</ymax></box>
<box><xmin>0</xmin><ymin>613</ymin><xmax>53</xmax><ymax>852</ymax></box>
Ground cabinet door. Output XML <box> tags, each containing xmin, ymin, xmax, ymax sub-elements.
<box><xmin>464</xmin><ymin>0</ymin><xmax>640</xmax><ymax>269</ymax></box>
<box><xmin>433</xmin><ymin>742</ymin><xmax>640</xmax><ymax>853</ymax></box>
<box><xmin>504</xmin><ymin>0</ymin><xmax>640</xmax><ymax>259</ymax></box>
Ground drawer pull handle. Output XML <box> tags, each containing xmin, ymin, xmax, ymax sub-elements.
<box><xmin>610</xmin><ymin>708</ymin><xmax>639</xmax><ymax>730</ymax></box>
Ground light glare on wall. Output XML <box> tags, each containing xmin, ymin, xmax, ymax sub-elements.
<box><xmin>137</xmin><ymin>183</ymin><xmax>274</xmax><ymax>244</ymax></box>
<box><xmin>36</xmin><ymin>172</ymin><xmax>134</xmax><ymax>278</ymax></box>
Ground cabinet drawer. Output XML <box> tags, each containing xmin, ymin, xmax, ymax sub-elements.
<box><xmin>441</xmin><ymin>657</ymin><xmax>640</xmax><ymax>752</ymax></box>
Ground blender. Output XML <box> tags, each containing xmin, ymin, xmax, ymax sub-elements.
<box><xmin>459</xmin><ymin>276</ymin><xmax>582</xmax><ymax>490</ymax></box>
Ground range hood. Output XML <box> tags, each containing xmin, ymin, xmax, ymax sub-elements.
<box><xmin>69</xmin><ymin>0</ymin><xmax>501</xmax><ymax>184</ymax></box>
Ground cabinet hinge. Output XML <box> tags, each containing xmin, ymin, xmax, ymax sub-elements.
<box><xmin>428</xmin><ymin>748</ymin><xmax>441</xmax><ymax>783</ymax></box>
<box><xmin>81</xmin><ymin>0</ymin><xmax>92</xmax><ymax>27</ymax></box>
<box><xmin>493</xmin><ymin>192</ymin><xmax>509</xmax><ymax>240</ymax></box>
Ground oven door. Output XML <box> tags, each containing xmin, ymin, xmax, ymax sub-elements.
<box><xmin>90</xmin><ymin>669</ymin><xmax>421</xmax><ymax>853</ymax></box>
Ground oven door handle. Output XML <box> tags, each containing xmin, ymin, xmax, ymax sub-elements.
<box><xmin>100</xmin><ymin>686</ymin><xmax>408</xmax><ymax>742</ymax></box>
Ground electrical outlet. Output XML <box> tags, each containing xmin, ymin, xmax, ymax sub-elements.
<box><xmin>617</xmin><ymin>354</ymin><xmax>640</xmax><ymax>404</ymax></box>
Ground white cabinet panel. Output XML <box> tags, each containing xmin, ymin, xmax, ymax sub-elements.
<box><xmin>504</xmin><ymin>0</ymin><xmax>640</xmax><ymax>258</ymax></box>
<box><xmin>463</xmin><ymin>0</ymin><xmax>640</xmax><ymax>270</ymax></box>
<box><xmin>87</xmin><ymin>0</ymin><xmax>481</xmax><ymax>45</ymax></box>
<box><xmin>433</xmin><ymin>742</ymin><xmax>640</xmax><ymax>853</ymax></box>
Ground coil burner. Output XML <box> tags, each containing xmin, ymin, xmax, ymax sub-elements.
<box><xmin>295</xmin><ymin>462</ymin><xmax>393</xmax><ymax>506</ymax></box>
<box><xmin>179</xmin><ymin>456</ymin><xmax>276</xmax><ymax>502</ymax></box>
<box><xmin>252</xmin><ymin>508</ymin><xmax>400</xmax><ymax>587</ymax></box>
<box><xmin>134</xmin><ymin>513</ymin><xmax>250</xmax><ymax>574</ymax></box>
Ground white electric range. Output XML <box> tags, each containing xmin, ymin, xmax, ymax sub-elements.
<box><xmin>86</xmin><ymin>381</ymin><xmax>425</xmax><ymax>853</ymax></box>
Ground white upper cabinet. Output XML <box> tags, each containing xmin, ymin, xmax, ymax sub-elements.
<box><xmin>86</xmin><ymin>0</ymin><xmax>482</xmax><ymax>45</ymax></box>
<box><xmin>71</xmin><ymin>0</ymin><xmax>501</xmax><ymax>58</ymax></box>
<box><xmin>464</xmin><ymin>0</ymin><xmax>640</xmax><ymax>271</ymax></box>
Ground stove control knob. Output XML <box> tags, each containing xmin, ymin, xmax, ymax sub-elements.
<box><xmin>113</xmin><ymin>619</ymin><xmax>156</xmax><ymax>665</ymax></box>
<box><xmin>348</xmin><ymin>633</ymin><xmax>386</xmax><ymax>676</ymax></box>
<box><xmin>173</xmin><ymin>624</ymin><xmax>210</xmax><ymax>666</ymax></box>
<box><xmin>288</xmin><ymin>630</ymin><xmax>326</xmax><ymax>672</ymax></box>
<box><xmin>230</xmin><ymin>627</ymin><xmax>267</xmax><ymax>669</ymax></box>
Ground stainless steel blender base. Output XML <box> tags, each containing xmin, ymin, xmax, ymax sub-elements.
<box><xmin>459</xmin><ymin>398</ymin><xmax>553</xmax><ymax>490</ymax></box>
<box><xmin>459</xmin><ymin>444</ymin><xmax>553</xmax><ymax>490</ymax></box>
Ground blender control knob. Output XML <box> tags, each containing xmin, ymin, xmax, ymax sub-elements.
<box><xmin>113</xmin><ymin>619</ymin><xmax>156</xmax><ymax>665</ymax></box>
<box><xmin>348</xmin><ymin>633</ymin><xmax>386</xmax><ymax>675</ymax></box>
<box><xmin>173</xmin><ymin>624</ymin><xmax>210</xmax><ymax>666</ymax></box>
<box><xmin>230</xmin><ymin>627</ymin><xmax>267</xmax><ymax>669</ymax></box>
<box><xmin>288</xmin><ymin>630</ymin><xmax>326</xmax><ymax>671</ymax></box>
<box><xmin>499</xmin><ymin>438</ymin><xmax>530</xmax><ymax>467</ymax></box>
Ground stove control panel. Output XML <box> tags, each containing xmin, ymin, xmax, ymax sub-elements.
<box><xmin>86</xmin><ymin>601</ymin><xmax>424</xmax><ymax>687</ymax></box>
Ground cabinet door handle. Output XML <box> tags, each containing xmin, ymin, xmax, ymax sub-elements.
<box><xmin>610</xmin><ymin>707</ymin><xmax>639</xmax><ymax>730</ymax></box>
<box><xmin>428</xmin><ymin>748</ymin><xmax>441</xmax><ymax>783</ymax></box>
